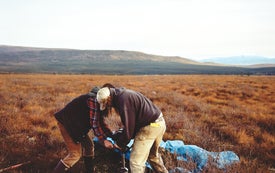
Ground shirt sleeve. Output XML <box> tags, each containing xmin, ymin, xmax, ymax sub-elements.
<box><xmin>88</xmin><ymin>97</ymin><xmax>110</xmax><ymax>141</ymax></box>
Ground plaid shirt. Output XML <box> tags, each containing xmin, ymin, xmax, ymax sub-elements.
<box><xmin>87</xmin><ymin>97</ymin><xmax>112</xmax><ymax>141</ymax></box>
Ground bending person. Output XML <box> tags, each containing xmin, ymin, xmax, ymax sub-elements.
<box><xmin>52</xmin><ymin>87</ymin><xmax>114</xmax><ymax>173</ymax></box>
<box><xmin>97</xmin><ymin>85</ymin><xmax>168</xmax><ymax>173</ymax></box>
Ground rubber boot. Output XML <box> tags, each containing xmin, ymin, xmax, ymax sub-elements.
<box><xmin>52</xmin><ymin>160</ymin><xmax>69</xmax><ymax>173</ymax></box>
<box><xmin>83</xmin><ymin>156</ymin><xmax>95</xmax><ymax>173</ymax></box>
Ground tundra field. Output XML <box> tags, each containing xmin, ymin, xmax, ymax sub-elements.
<box><xmin>0</xmin><ymin>74</ymin><xmax>274</xmax><ymax>172</ymax></box>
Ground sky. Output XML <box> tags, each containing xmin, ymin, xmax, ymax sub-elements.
<box><xmin>0</xmin><ymin>0</ymin><xmax>275</xmax><ymax>60</ymax></box>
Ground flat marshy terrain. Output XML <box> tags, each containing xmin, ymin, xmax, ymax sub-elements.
<box><xmin>0</xmin><ymin>74</ymin><xmax>274</xmax><ymax>172</ymax></box>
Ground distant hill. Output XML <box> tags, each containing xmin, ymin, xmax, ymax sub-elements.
<box><xmin>201</xmin><ymin>56</ymin><xmax>275</xmax><ymax>65</ymax></box>
<box><xmin>1</xmin><ymin>45</ymin><xmax>275</xmax><ymax>75</ymax></box>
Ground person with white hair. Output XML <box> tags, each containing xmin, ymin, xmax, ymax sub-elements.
<box><xmin>97</xmin><ymin>85</ymin><xmax>168</xmax><ymax>173</ymax></box>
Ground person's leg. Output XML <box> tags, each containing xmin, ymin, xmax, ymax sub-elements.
<box><xmin>57</xmin><ymin>122</ymin><xmax>82</xmax><ymax>168</ymax></box>
<box><xmin>130</xmin><ymin>125</ymin><xmax>155</xmax><ymax>173</ymax></box>
<box><xmin>130</xmin><ymin>116</ymin><xmax>168</xmax><ymax>173</ymax></box>
<box><xmin>81</xmin><ymin>135</ymin><xmax>95</xmax><ymax>173</ymax></box>
<box><xmin>148</xmin><ymin>118</ymin><xmax>168</xmax><ymax>173</ymax></box>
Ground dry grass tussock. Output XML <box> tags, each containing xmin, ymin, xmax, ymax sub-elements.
<box><xmin>0</xmin><ymin>74</ymin><xmax>274</xmax><ymax>172</ymax></box>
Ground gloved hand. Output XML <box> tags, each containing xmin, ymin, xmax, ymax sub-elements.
<box><xmin>111</xmin><ymin>128</ymin><xmax>124</xmax><ymax>141</ymax></box>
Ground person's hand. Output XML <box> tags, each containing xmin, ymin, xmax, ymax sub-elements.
<box><xmin>103</xmin><ymin>139</ymin><xmax>114</xmax><ymax>149</ymax></box>
<box><xmin>113</xmin><ymin>143</ymin><xmax>121</xmax><ymax>150</ymax></box>
<box><xmin>113</xmin><ymin>143</ymin><xmax>129</xmax><ymax>153</ymax></box>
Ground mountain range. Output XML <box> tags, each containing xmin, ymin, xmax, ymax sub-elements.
<box><xmin>0</xmin><ymin>45</ymin><xmax>275</xmax><ymax>75</ymax></box>
<box><xmin>200</xmin><ymin>56</ymin><xmax>275</xmax><ymax>65</ymax></box>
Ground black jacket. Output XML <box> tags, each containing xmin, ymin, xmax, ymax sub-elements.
<box><xmin>54</xmin><ymin>94</ymin><xmax>91</xmax><ymax>143</ymax></box>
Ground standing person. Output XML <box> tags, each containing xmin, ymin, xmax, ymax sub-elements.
<box><xmin>52</xmin><ymin>87</ymin><xmax>115</xmax><ymax>173</ymax></box>
<box><xmin>96</xmin><ymin>86</ymin><xmax>169</xmax><ymax>173</ymax></box>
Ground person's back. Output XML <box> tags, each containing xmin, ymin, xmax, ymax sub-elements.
<box><xmin>111</xmin><ymin>88</ymin><xmax>161</xmax><ymax>140</ymax></box>
<box><xmin>54</xmin><ymin>94</ymin><xmax>91</xmax><ymax>143</ymax></box>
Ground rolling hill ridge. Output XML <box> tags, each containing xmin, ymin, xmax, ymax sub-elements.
<box><xmin>1</xmin><ymin>45</ymin><xmax>274</xmax><ymax>74</ymax></box>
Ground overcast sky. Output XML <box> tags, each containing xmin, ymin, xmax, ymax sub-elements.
<box><xmin>1</xmin><ymin>0</ymin><xmax>275</xmax><ymax>60</ymax></box>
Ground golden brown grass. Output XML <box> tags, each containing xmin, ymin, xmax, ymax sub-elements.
<box><xmin>0</xmin><ymin>74</ymin><xmax>274</xmax><ymax>172</ymax></box>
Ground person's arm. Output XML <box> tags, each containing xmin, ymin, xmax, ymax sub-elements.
<box><xmin>116</xmin><ymin>107</ymin><xmax>136</xmax><ymax>149</ymax></box>
<box><xmin>88</xmin><ymin>98</ymin><xmax>114</xmax><ymax>149</ymax></box>
<box><xmin>91</xmin><ymin>114</ymin><xmax>116</xmax><ymax>149</ymax></box>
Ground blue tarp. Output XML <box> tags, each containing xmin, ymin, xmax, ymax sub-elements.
<box><xmin>95</xmin><ymin>138</ymin><xmax>240</xmax><ymax>172</ymax></box>
<box><xmin>160</xmin><ymin>140</ymin><xmax>240</xmax><ymax>173</ymax></box>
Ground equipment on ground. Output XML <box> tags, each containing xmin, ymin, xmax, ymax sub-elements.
<box><xmin>0</xmin><ymin>161</ymin><xmax>31</xmax><ymax>173</ymax></box>
<box><xmin>120</xmin><ymin>151</ymin><xmax>128</xmax><ymax>173</ymax></box>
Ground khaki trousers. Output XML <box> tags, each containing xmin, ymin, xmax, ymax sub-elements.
<box><xmin>130</xmin><ymin>114</ymin><xmax>168</xmax><ymax>173</ymax></box>
<box><xmin>58</xmin><ymin>122</ymin><xmax>94</xmax><ymax>168</ymax></box>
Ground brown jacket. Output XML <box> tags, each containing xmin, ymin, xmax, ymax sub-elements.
<box><xmin>110</xmin><ymin>87</ymin><xmax>161</xmax><ymax>148</ymax></box>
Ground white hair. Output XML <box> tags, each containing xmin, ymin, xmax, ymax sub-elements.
<box><xmin>96</xmin><ymin>87</ymin><xmax>110</xmax><ymax>101</ymax></box>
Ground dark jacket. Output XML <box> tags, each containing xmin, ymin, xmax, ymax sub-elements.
<box><xmin>54</xmin><ymin>94</ymin><xmax>91</xmax><ymax>143</ymax></box>
<box><xmin>110</xmin><ymin>87</ymin><xmax>161</xmax><ymax>148</ymax></box>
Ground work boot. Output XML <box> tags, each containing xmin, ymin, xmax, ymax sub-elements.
<box><xmin>83</xmin><ymin>156</ymin><xmax>95</xmax><ymax>173</ymax></box>
<box><xmin>52</xmin><ymin>160</ymin><xmax>69</xmax><ymax>173</ymax></box>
